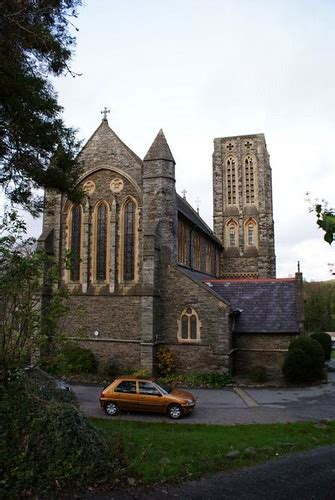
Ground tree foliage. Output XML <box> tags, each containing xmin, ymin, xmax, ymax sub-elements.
<box><xmin>282</xmin><ymin>336</ymin><xmax>325</xmax><ymax>384</ymax></box>
<box><xmin>315</xmin><ymin>204</ymin><xmax>335</xmax><ymax>245</ymax></box>
<box><xmin>304</xmin><ymin>280</ymin><xmax>335</xmax><ymax>333</ymax></box>
<box><xmin>0</xmin><ymin>0</ymin><xmax>83</xmax><ymax>215</ymax></box>
<box><xmin>0</xmin><ymin>210</ymin><xmax>68</xmax><ymax>383</ymax></box>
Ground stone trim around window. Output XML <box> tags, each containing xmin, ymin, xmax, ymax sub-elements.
<box><xmin>177</xmin><ymin>307</ymin><xmax>201</xmax><ymax>343</ymax></box>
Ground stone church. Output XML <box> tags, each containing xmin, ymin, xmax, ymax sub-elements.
<box><xmin>39</xmin><ymin>114</ymin><xmax>304</xmax><ymax>379</ymax></box>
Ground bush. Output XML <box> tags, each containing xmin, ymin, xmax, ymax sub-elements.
<box><xmin>1</xmin><ymin>372</ymin><xmax>122</xmax><ymax>497</ymax></box>
<box><xmin>310</xmin><ymin>332</ymin><xmax>332</xmax><ymax>361</ymax></box>
<box><xmin>156</xmin><ymin>348</ymin><xmax>176</xmax><ymax>376</ymax></box>
<box><xmin>282</xmin><ymin>336</ymin><xmax>325</xmax><ymax>384</ymax></box>
<box><xmin>52</xmin><ymin>343</ymin><xmax>98</xmax><ymax>375</ymax></box>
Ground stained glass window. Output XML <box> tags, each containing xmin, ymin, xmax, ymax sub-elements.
<box><xmin>96</xmin><ymin>203</ymin><xmax>107</xmax><ymax>281</ymax></box>
<box><xmin>70</xmin><ymin>205</ymin><xmax>81</xmax><ymax>281</ymax></box>
<box><xmin>124</xmin><ymin>200</ymin><xmax>135</xmax><ymax>280</ymax></box>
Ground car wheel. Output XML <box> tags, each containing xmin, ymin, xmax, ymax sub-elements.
<box><xmin>167</xmin><ymin>404</ymin><xmax>183</xmax><ymax>419</ymax></box>
<box><xmin>104</xmin><ymin>402</ymin><xmax>119</xmax><ymax>416</ymax></box>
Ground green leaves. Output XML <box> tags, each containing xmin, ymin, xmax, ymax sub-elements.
<box><xmin>0</xmin><ymin>0</ymin><xmax>83</xmax><ymax>214</ymax></box>
<box><xmin>313</xmin><ymin>203</ymin><xmax>335</xmax><ymax>245</ymax></box>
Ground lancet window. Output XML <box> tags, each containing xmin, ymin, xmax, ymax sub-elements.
<box><xmin>226</xmin><ymin>156</ymin><xmax>237</xmax><ymax>205</ymax></box>
<box><xmin>178</xmin><ymin>307</ymin><xmax>200</xmax><ymax>342</ymax></box>
<box><xmin>96</xmin><ymin>203</ymin><xmax>108</xmax><ymax>281</ymax></box>
<box><xmin>70</xmin><ymin>205</ymin><xmax>82</xmax><ymax>281</ymax></box>
<box><xmin>244</xmin><ymin>155</ymin><xmax>256</xmax><ymax>204</ymax></box>
<box><xmin>123</xmin><ymin>200</ymin><xmax>135</xmax><ymax>281</ymax></box>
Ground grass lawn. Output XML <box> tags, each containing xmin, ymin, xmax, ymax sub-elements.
<box><xmin>331</xmin><ymin>350</ymin><xmax>335</xmax><ymax>359</ymax></box>
<box><xmin>91</xmin><ymin>419</ymin><xmax>335</xmax><ymax>484</ymax></box>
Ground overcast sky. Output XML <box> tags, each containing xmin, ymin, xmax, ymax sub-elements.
<box><xmin>8</xmin><ymin>0</ymin><xmax>335</xmax><ymax>280</ymax></box>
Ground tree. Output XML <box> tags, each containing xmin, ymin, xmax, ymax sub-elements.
<box><xmin>0</xmin><ymin>210</ymin><xmax>68</xmax><ymax>383</ymax></box>
<box><xmin>304</xmin><ymin>280</ymin><xmax>335</xmax><ymax>333</ymax></box>
<box><xmin>0</xmin><ymin>0</ymin><xmax>83</xmax><ymax>215</ymax></box>
<box><xmin>315</xmin><ymin>203</ymin><xmax>335</xmax><ymax>245</ymax></box>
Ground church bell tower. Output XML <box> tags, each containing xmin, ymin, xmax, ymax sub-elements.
<box><xmin>213</xmin><ymin>133</ymin><xmax>276</xmax><ymax>278</ymax></box>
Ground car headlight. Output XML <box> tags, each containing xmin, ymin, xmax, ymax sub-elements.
<box><xmin>184</xmin><ymin>399</ymin><xmax>194</xmax><ymax>406</ymax></box>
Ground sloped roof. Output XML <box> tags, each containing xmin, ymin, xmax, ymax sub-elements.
<box><xmin>205</xmin><ymin>278</ymin><xmax>299</xmax><ymax>333</ymax></box>
<box><xmin>144</xmin><ymin>129</ymin><xmax>175</xmax><ymax>163</ymax></box>
<box><xmin>177</xmin><ymin>195</ymin><xmax>222</xmax><ymax>247</ymax></box>
<box><xmin>79</xmin><ymin>119</ymin><xmax>142</xmax><ymax>166</ymax></box>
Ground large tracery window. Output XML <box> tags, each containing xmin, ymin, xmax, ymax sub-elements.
<box><xmin>124</xmin><ymin>200</ymin><xmax>135</xmax><ymax>281</ymax></box>
<box><xmin>96</xmin><ymin>203</ymin><xmax>108</xmax><ymax>281</ymax></box>
<box><xmin>244</xmin><ymin>155</ymin><xmax>256</xmax><ymax>204</ymax></box>
<box><xmin>226</xmin><ymin>156</ymin><xmax>237</xmax><ymax>205</ymax></box>
<box><xmin>70</xmin><ymin>205</ymin><xmax>82</xmax><ymax>281</ymax></box>
<box><xmin>178</xmin><ymin>307</ymin><xmax>200</xmax><ymax>342</ymax></box>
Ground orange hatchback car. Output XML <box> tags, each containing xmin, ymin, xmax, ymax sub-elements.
<box><xmin>99</xmin><ymin>377</ymin><xmax>196</xmax><ymax>419</ymax></box>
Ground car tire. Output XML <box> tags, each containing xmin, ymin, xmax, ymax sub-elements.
<box><xmin>104</xmin><ymin>401</ymin><xmax>119</xmax><ymax>416</ymax></box>
<box><xmin>167</xmin><ymin>404</ymin><xmax>183</xmax><ymax>419</ymax></box>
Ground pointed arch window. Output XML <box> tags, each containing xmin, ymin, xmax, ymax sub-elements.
<box><xmin>226</xmin><ymin>219</ymin><xmax>238</xmax><ymax>248</ymax></box>
<box><xmin>244</xmin><ymin>218</ymin><xmax>258</xmax><ymax>248</ymax></box>
<box><xmin>124</xmin><ymin>200</ymin><xmax>135</xmax><ymax>281</ymax></box>
<box><xmin>244</xmin><ymin>155</ymin><xmax>256</xmax><ymax>204</ymax></box>
<box><xmin>70</xmin><ymin>205</ymin><xmax>82</xmax><ymax>281</ymax></box>
<box><xmin>178</xmin><ymin>307</ymin><xmax>200</xmax><ymax>342</ymax></box>
<box><xmin>226</xmin><ymin>156</ymin><xmax>237</xmax><ymax>205</ymax></box>
<box><xmin>96</xmin><ymin>203</ymin><xmax>108</xmax><ymax>281</ymax></box>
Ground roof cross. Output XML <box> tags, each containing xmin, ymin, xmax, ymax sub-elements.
<box><xmin>182</xmin><ymin>189</ymin><xmax>187</xmax><ymax>200</ymax></box>
<box><xmin>101</xmin><ymin>107</ymin><xmax>110</xmax><ymax>121</ymax></box>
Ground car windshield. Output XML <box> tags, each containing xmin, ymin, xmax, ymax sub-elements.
<box><xmin>155</xmin><ymin>380</ymin><xmax>172</xmax><ymax>394</ymax></box>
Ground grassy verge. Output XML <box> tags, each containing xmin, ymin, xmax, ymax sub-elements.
<box><xmin>91</xmin><ymin>419</ymin><xmax>335</xmax><ymax>484</ymax></box>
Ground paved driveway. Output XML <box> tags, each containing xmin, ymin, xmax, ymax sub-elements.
<box><xmin>72</xmin><ymin>369</ymin><xmax>335</xmax><ymax>425</ymax></box>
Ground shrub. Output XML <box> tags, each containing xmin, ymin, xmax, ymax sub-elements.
<box><xmin>52</xmin><ymin>343</ymin><xmax>98</xmax><ymax>375</ymax></box>
<box><xmin>310</xmin><ymin>332</ymin><xmax>332</xmax><ymax>361</ymax></box>
<box><xmin>282</xmin><ymin>336</ymin><xmax>325</xmax><ymax>384</ymax></box>
<box><xmin>131</xmin><ymin>367</ymin><xmax>151</xmax><ymax>378</ymax></box>
<box><xmin>250</xmin><ymin>365</ymin><xmax>267</xmax><ymax>383</ymax></box>
<box><xmin>156</xmin><ymin>348</ymin><xmax>176</xmax><ymax>376</ymax></box>
<box><xmin>1</xmin><ymin>372</ymin><xmax>122</xmax><ymax>497</ymax></box>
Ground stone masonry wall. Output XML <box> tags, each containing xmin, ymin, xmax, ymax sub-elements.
<box><xmin>158</xmin><ymin>265</ymin><xmax>232</xmax><ymax>373</ymax></box>
<box><xmin>213</xmin><ymin>134</ymin><xmax>276</xmax><ymax>278</ymax></box>
<box><xmin>234</xmin><ymin>333</ymin><xmax>298</xmax><ymax>379</ymax></box>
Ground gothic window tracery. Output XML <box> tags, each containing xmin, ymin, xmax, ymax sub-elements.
<box><xmin>178</xmin><ymin>307</ymin><xmax>200</xmax><ymax>342</ymax></box>
<box><xmin>70</xmin><ymin>205</ymin><xmax>82</xmax><ymax>281</ymax></box>
<box><xmin>96</xmin><ymin>203</ymin><xmax>108</xmax><ymax>281</ymax></box>
<box><xmin>244</xmin><ymin>155</ymin><xmax>256</xmax><ymax>204</ymax></box>
<box><xmin>226</xmin><ymin>156</ymin><xmax>237</xmax><ymax>205</ymax></box>
<box><xmin>123</xmin><ymin>199</ymin><xmax>135</xmax><ymax>281</ymax></box>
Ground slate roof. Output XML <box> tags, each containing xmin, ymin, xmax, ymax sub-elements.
<box><xmin>177</xmin><ymin>195</ymin><xmax>222</xmax><ymax>247</ymax></box>
<box><xmin>205</xmin><ymin>278</ymin><xmax>300</xmax><ymax>333</ymax></box>
<box><xmin>143</xmin><ymin>129</ymin><xmax>175</xmax><ymax>163</ymax></box>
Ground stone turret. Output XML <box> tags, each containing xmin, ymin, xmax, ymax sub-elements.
<box><xmin>142</xmin><ymin>129</ymin><xmax>177</xmax><ymax>264</ymax></box>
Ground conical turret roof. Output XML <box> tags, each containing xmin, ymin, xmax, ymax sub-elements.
<box><xmin>144</xmin><ymin>129</ymin><xmax>175</xmax><ymax>163</ymax></box>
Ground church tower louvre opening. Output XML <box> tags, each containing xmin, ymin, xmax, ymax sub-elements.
<box><xmin>212</xmin><ymin>134</ymin><xmax>276</xmax><ymax>278</ymax></box>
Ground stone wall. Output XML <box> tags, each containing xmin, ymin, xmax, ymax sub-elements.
<box><xmin>234</xmin><ymin>333</ymin><xmax>299</xmax><ymax>379</ymax></box>
<box><xmin>158</xmin><ymin>265</ymin><xmax>232</xmax><ymax>373</ymax></box>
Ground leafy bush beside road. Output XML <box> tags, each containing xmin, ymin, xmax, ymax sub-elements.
<box><xmin>1</xmin><ymin>370</ymin><xmax>122</xmax><ymax>497</ymax></box>
<box><xmin>282</xmin><ymin>336</ymin><xmax>325</xmax><ymax>384</ymax></box>
<box><xmin>310</xmin><ymin>332</ymin><xmax>332</xmax><ymax>361</ymax></box>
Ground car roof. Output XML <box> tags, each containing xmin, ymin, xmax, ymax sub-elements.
<box><xmin>113</xmin><ymin>376</ymin><xmax>156</xmax><ymax>382</ymax></box>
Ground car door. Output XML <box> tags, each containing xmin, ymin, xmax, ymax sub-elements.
<box><xmin>113</xmin><ymin>380</ymin><xmax>138</xmax><ymax>410</ymax></box>
<box><xmin>138</xmin><ymin>381</ymin><xmax>165</xmax><ymax>413</ymax></box>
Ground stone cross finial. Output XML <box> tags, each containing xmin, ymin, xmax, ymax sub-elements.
<box><xmin>182</xmin><ymin>189</ymin><xmax>187</xmax><ymax>200</ymax></box>
<box><xmin>101</xmin><ymin>107</ymin><xmax>110</xmax><ymax>121</ymax></box>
